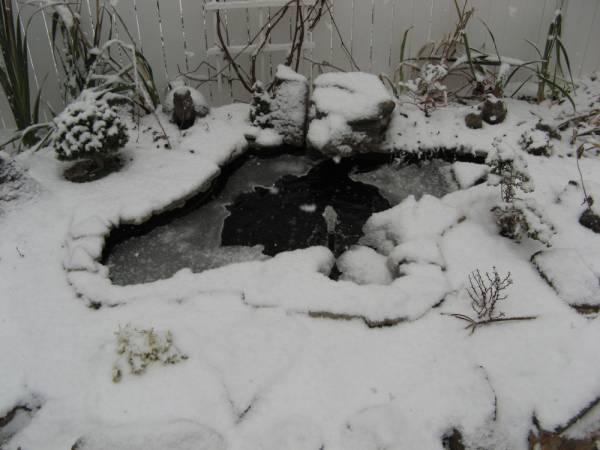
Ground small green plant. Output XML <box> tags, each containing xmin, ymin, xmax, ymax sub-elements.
<box><xmin>446</xmin><ymin>267</ymin><xmax>536</xmax><ymax>334</ymax></box>
<box><xmin>0</xmin><ymin>0</ymin><xmax>44</xmax><ymax>139</ymax></box>
<box><xmin>526</xmin><ymin>2</ymin><xmax>575</xmax><ymax>108</ymax></box>
<box><xmin>112</xmin><ymin>324</ymin><xmax>187</xmax><ymax>383</ymax></box>
<box><xmin>487</xmin><ymin>139</ymin><xmax>555</xmax><ymax>246</ymax></box>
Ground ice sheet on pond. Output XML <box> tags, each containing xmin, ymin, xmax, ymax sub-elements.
<box><xmin>106</xmin><ymin>155</ymin><xmax>458</xmax><ymax>286</ymax></box>
<box><xmin>350</xmin><ymin>159</ymin><xmax>457</xmax><ymax>205</ymax></box>
<box><xmin>106</xmin><ymin>154</ymin><xmax>316</xmax><ymax>285</ymax></box>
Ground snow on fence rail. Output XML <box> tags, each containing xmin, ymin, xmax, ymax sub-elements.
<box><xmin>1</xmin><ymin>0</ymin><xmax>600</xmax><ymax>128</ymax></box>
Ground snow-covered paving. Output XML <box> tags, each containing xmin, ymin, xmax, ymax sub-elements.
<box><xmin>1</xmin><ymin>76</ymin><xmax>600</xmax><ymax>449</ymax></box>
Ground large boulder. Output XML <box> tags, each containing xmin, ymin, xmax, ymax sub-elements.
<box><xmin>246</xmin><ymin>64</ymin><xmax>310</xmax><ymax>148</ymax></box>
<box><xmin>307</xmin><ymin>72</ymin><xmax>395</xmax><ymax>158</ymax></box>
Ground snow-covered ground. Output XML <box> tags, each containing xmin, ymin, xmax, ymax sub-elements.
<box><xmin>1</xmin><ymin>76</ymin><xmax>600</xmax><ymax>450</ymax></box>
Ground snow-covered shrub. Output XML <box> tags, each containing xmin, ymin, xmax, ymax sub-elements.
<box><xmin>487</xmin><ymin>140</ymin><xmax>555</xmax><ymax>246</ymax></box>
<box><xmin>51</xmin><ymin>88</ymin><xmax>128</xmax><ymax>163</ymax></box>
<box><xmin>112</xmin><ymin>325</ymin><xmax>187</xmax><ymax>383</ymax></box>
<box><xmin>492</xmin><ymin>199</ymin><xmax>555</xmax><ymax>246</ymax></box>
<box><xmin>487</xmin><ymin>140</ymin><xmax>533</xmax><ymax>202</ymax></box>
<box><xmin>400</xmin><ymin>63</ymin><xmax>448</xmax><ymax>116</ymax></box>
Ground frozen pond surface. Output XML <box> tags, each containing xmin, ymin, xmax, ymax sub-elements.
<box><xmin>350</xmin><ymin>158</ymin><xmax>457</xmax><ymax>204</ymax></box>
<box><xmin>105</xmin><ymin>153</ymin><xmax>457</xmax><ymax>285</ymax></box>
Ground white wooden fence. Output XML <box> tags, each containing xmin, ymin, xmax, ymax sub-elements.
<box><xmin>2</xmin><ymin>0</ymin><xmax>600</xmax><ymax>128</ymax></box>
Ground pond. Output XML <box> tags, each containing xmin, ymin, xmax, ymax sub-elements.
<box><xmin>103</xmin><ymin>151</ymin><xmax>457</xmax><ymax>285</ymax></box>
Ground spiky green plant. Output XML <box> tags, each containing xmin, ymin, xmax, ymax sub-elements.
<box><xmin>526</xmin><ymin>2</ymin><xmax>575</xmax><ymax>108</ymax></box>
<box><xmin>49</xmin><ymin>0</ymin><xmax>159</xmax><ymax>112</ymax></box>
<box><xmin>0</xmin><ymin>0</ymin><xmax>43</xmax><ymax>134</ymax></box>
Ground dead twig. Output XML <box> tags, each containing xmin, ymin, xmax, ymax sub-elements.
<box><xmin>445</xmin><ymin>267</ymin><xmax>536</xmax><ymax>334</ymax></box>
<box><xmin>444</xmin><ymin>313</ymin><xmax>537</xmax><ymax>335</ymax></box>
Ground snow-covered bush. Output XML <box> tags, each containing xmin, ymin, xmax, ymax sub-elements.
<box><xmin>487</xmin><ymin>140</ymin><xmax>555</xmax><ymax>246</ymax></box>
<box><xmin>51</xmin><ymin>88</ymin><xmax>128</xmax><ymax>163</ymax></box>
<box><xmin>400</xmin><ymin>63</ymin><xmax>448</xmax><ymax>116</ymax></box>
<box><xmin>492</xmin><ymin>198</ymin><xmax>555</xmax><ymax>246</ymax></box>
<box><xmin>112</xmin><ymin>325</ymin><xmax>187</xmax><ymax>383</ymax></box>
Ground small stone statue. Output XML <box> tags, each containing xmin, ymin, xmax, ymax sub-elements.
<box><xmin>163</xmin><ymin>78</ymin><xmax>210</xmax><ymax>130</ymax></box>
<box><xmin>173</xmin><ymin>88</ymin><xmax>196</xmax><ymax>130</ymax></box>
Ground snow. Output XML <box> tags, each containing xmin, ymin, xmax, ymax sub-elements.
<box><xmin>311</xmin><ymin>72</ymin><xmax>392</xmax><ymax>121</ymax></box>
<box><xmin>361</xmin><ymin>195</ymin><xmax>464</xmax><ymax>254</ymax></box>
<box><xmin>387</xmin><ymin>238</ymin><xmax>445</xmax><ymax>274</ymax></box>
<box><xmin>452</xmin><ymin>161</ymin><xmax>489</xmax><ymax>189</ymax></box>
<box><xmin>337</xmin><ymin>245</ymin><xmax>393</xmax><ymax>285</ymax></box>
<box><xmin>250</xmin><ymin>65</ymin><xmax>308</xmax><ymax>148</ymax></box>
<box><xmin>307</xmin><ymin>72</ymin><xmax>394</xmax><ymax>155</ymax></box>
<box><xmin>275</xmin><ymin>64</ymin><xmax>307</xmax><ymax>83</ymax></box>
<box><xmin>532</xmin><ymin>249</ymin><xmax>600</xmax><ymax>307</ymax></box>
<box><xmin>71</xmin><ymin>421</ymin><xmax>225</xmax><ymax>450</ymax></box>
<box><xmin>2</xmin><ymin>75</ymin><xmax>600</xmax><ymax>450</ymax></box>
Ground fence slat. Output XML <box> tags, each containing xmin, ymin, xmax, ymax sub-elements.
<box><xmin>1</xmin><ymin>0</ymin><xmax>599</xmax><ymax>119</ymax></box>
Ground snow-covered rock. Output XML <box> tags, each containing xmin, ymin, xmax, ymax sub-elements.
<box><xmin>337</xmin><ymin>245</ymin><xmax>393</xmax><ymax>285</ymax></box>
<box><xmin>307</xmin><ymin>72</ymin><xmax>395</xmax><ymax>157</ymax></box>
<box><xmin>532</xmin><ymin>249</ymin><xmax>600</xmax><ymax>310</ymax></box>
<box><xmin>451</xmin><ymin>161</ymin><xmax>488</xmax><ymax>189</ymax></box>
<box><xmin>71</xmin><ymin>421</ymin><xmax>226</xmax><ymax>450</ymax></box>
<box><xmin>361</xmin><ymin>195</ymin><xmax>464</xmax><ymax>254</ymax></box>
<box><xmin>247</xmin><ymin>65</ymin><xmax>309</xmax><ymax>148</ymax></box>
<box><xmin>387</xmin><ymin>238</ymin><xmax>445</xmax><ymax>276</ymax></box>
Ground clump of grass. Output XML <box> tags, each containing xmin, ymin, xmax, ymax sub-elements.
<box><xmin>48</xmin><ymin>0</ymin><xmax>159</xmax><ymax>112</ymax></box>
<box><xmin>386</xmin><ymin>0</ymin><xmax>566</xmax><ymax>110</ymax></box>
<box><xmin>0</xmin><ymin>0</ymin><xmax>44</xmax><ymax>140</ymax></box>
<box><xmin>527</xmin><ymin>1</ymin><xmax>576</xmax><ymax>108</ymax></box>
<box><xmin>112</xmin><ymin>324</ymin><xmax>188</xmax><ymax>383</ymax></box>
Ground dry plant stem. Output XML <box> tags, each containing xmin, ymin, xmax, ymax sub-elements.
<box><xmin>304</xmin><ymin>56</ymin><xmax>346</xmax><ymax>73</ymax></box>
<box><xmin>467</xmin><ymin>268</ymin><xmax>512</xmax><ymax>320</ymax></box>
<box><xmin>447</xmin><ymin>313</ymin><xmax>537</xmax><ymax>335</ymax></box>
<box><xmin>151</xmin><ymin>109</ymin><xmax>171</xmax><ymax>149</ymax></box>
<box><xmin>321</xmin><ymin>0</ymin><xmax>360</xmax><ymax>71</ymax></box>
<box><xmin>213</xmin><ymin>0</ymin><xmax>356</xmax><ymax>92</ymax></box>
<box><xmin>575</xmin><ymin>143</ymin><xmax>600</xmax><ymax>207</ymax></box>
<box><xmin>216</xmin><ymin>1</ymin><xmax>292</xmax><ymax>91</ymax></box>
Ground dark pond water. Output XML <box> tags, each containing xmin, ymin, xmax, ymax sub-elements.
<box><xmin>104</xmin><ymin>152</ymin><xmax>457</xmax><ymax>285</ymax></box>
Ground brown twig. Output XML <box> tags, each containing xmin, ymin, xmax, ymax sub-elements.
<box><xmin>445</xmin><ymin>313</ymin><xmax>537</xmax><ymax>335</ymax></box>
